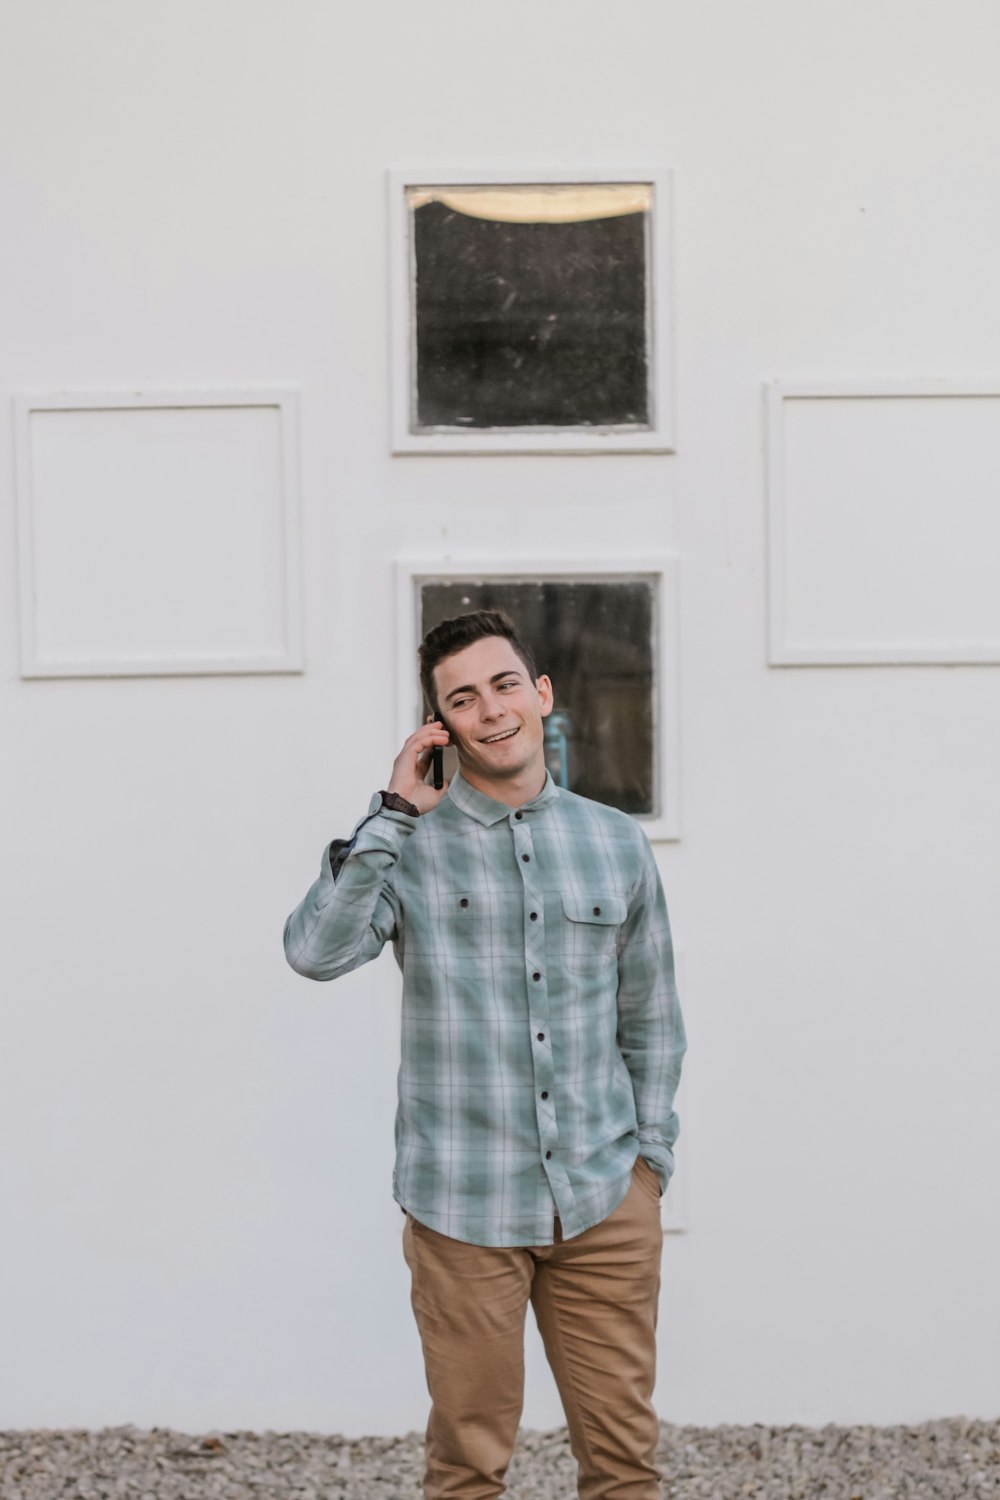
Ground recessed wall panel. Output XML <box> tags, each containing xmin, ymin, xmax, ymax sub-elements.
<box><xmin>15</xmin><ymin>391</ymin><xmax>302</xmax><ymax>677</ymax></box>
<box><xmin>767</xmin><ymin>382</ymin><xmax>1000</xmax><ymax>665</ymax></box>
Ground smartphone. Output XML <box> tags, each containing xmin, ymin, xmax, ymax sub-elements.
<box><xmin>428</xmin><ymin>709</ymin><xmax>446</xmax><ymax>790</ymax></box>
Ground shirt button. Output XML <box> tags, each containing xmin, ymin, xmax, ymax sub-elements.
<box><xmin>522</xmin><ymin>853</ymin><xmax>530</xmax><ymax>862</ymax></box>
<box><xmin>545</xmin><ymin>1150</ymin><xmax>552</xmax><ymax>1159</ymax></box>
<box><xmin>541</xmin><ymin>1091</ymin><xmax>548</xmax><ymax>1100</ymax></box>
<box><xmin>593</xmin><ymin>905</ymin><xmax>601</xmax><ymax>915</ymax></box>
<box><xmin>530</xmin><ymin>911</ymin><xmax>538</xmax><ymax>920</ymax></box>
<box><xmin>532</xmin><ymin>971</ymin><xmax>541</xmax><ymax>981</ymax></box>
<box><xmin>515</xmin><ymin>811</ymin><xmax>523</xmax><ymax>820</ymax></box>
<box><xmin>459</xmin><ymin>898</ymin><xmax>469</xmax><ymax>908</ymax></box>
<box><xmin>537</xmin><ymin>1032</ymin><xmax>545</xmax><ymax>1041</ymax></box>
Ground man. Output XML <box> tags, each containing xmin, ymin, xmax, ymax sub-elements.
<box><xmin>283</xmin><ymin>609</ymin><xmax>686</xmax><ymax>1500</ymax></box>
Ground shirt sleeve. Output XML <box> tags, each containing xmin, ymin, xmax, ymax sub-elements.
<box><xmin>282</xmin><ymin>794</ymin><xmax>416</xmax><ymax>981</ymax></box>
<box><xmin>615</xmin><ymin>837</ymin><xmax>687</xmax><ymax>1191</ymax></box>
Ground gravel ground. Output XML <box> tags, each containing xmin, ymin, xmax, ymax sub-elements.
<box><xmin>2</xmin><ymin>1419</ymin><xmax>999</xmax><ymax>1500</ymax></box>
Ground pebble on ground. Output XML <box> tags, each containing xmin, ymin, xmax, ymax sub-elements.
<box><xmin>2</xmin><ymin>1420</ymin><xmax>999</xmax><ymax>1499</ymax></box>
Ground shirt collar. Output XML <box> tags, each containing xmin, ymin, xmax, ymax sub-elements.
<box><xmin>447</xmin><ymin>768</ymin><xmax>560</xmax><ymax>826</ymax></box>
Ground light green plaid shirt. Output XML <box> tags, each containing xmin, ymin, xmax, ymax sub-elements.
<box><xmin>284</xmin><ymin>770</ymin><xmax>686</xmax><ymax>1247</ymax></box>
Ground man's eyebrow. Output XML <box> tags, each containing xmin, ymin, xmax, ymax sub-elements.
<box><xmin>444</xmin><ymin>670</ymin><xmax>524</xmax><ymax>704</ymax></box>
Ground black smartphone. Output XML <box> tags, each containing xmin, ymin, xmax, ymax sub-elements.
<box><xmin>428</xmin><ymin>709</ymin><xmax>446</xmax><ymax>790</ymax></box>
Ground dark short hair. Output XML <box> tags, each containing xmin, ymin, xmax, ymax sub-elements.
<box><xmin>419</xmin><ymin>609</ymin><xmax>539</xmax><ymax>716</ymax></box>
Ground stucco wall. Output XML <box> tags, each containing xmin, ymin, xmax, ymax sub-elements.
<box><xmin>1</xmin><ymin>0</ymin><xmax>998</xmax><ymax>1433</ymax></box>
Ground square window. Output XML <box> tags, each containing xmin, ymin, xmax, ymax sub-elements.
<box><xmin>389</xmin><ymin>171</ymin><xmax>674</xmax><ymax>454</ymax></box>
<box><xmin>412</xmin><ymin>183</ymin><xmax>650</xmax><ymax>431</ymax></box>
<box><xmin>396</xmin><ymin>558</ymin><xmax>681</xmax><ymax>839</ymax></box>
<box><xmin>420</xmin><ymin>577</ymin><xmax>655</xmax><ymax>814</ymax></box>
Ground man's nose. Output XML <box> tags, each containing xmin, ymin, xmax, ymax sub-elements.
<box><xmin>479</xmin><ymin>693</ymin><xmax>503</xmax><ymax>720</ymax></box>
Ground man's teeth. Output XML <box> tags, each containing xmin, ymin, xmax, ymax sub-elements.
<box><xmin>483</xmin><ymin>728</ymin><xmax>519</xmax><ymax>743</ymax></box>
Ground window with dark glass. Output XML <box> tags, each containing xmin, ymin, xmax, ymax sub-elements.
<box><xmin>408</xmin><ymin>184</ymin><xmax>653</xmax><ymax>433</ymax></box>
<box><xmin>419</xmin><ymin>577</ymin><xmax>657</xmax><ymax>817</ymax></box>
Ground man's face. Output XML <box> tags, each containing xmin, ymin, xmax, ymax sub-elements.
<box><xmin>432</xmin><ymin>636</ymin><xmax>553</xmax><ymax>793</ymax></box>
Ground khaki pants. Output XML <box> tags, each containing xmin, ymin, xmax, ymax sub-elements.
<box><xmin>402</xmin><ymin>1157</ymin><xmax>664</xmax><ymax>1500</ymax></box>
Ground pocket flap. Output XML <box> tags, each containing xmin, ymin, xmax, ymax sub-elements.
<box><xmin>561</xmin><ymin>894</ymin><xmax>628</xmax><ymax>925</ymax></box>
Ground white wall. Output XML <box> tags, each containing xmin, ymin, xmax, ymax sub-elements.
<box><xmin>2</xmin><ymin>0</ymin><xmax>999</xmax><ymax>1433</ymax></box>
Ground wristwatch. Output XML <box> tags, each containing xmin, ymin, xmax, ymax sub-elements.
<box><xmin>380</xmin><ymin>789</ymin><xmax>420</xmax><ymax>817</ymax></box>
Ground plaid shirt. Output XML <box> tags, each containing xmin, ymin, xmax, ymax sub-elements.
<box><xmin>284</xmin><ymin>771</ymin><xmax>686</xmax><ymax>1247</ymax></box>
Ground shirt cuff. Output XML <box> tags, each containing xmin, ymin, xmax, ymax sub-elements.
<box><xmin>637</xmin><ymin>1135</ymin><xmax>675</xmax><ymax>1193</ymax></box>
<box><xmin>350</xmin><ymin>792</ymin><xmax>419</xmax><ymax>855</ymax></box>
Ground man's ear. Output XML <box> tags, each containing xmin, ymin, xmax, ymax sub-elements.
<box><xmin>535</xmin><ymin>674</ymin><xmax>554</xmax><ymax>718</ymax></box>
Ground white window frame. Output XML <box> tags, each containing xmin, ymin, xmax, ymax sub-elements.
<box><xmin>14</xmin><ymin>388</ymin><xmax>304</xmax><ymax>678</ymax></box>
<box><xmin>388</xmin><ymin>168</ymin><xmax>675</xmax><ymax>455</ymax></box>
<box><xmin>395</xmin><ymin>555</ymin><xmax>682</xmax><ymax>840</ymax></box>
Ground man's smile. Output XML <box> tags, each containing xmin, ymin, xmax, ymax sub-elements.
<box><xmin>480</xmin><ymin>727</ymin><xmax>520</xmax><ymax>745</ymax></box>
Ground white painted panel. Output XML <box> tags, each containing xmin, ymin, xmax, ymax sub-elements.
<box><xmin>17</xmin><ymin>393</ymin><xmax>302</xmax><ymax>676</ymax></box>
<box><xmin>768</xmin><ymin>383</ymin><xmax>1000</xmax><ymax>664</ymax></box>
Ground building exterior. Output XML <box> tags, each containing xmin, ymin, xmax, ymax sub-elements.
<box><xmin>1</xmin><ymin>0</ymin><xmax>998</xmax><ymax>1434</ymax></box>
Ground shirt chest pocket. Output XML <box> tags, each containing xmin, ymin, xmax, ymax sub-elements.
<box><xmin>419</xmin><ymin>888</ymin><xmax>519</xmax><ymax>963</ymax></box>
<box><xmin>559</xmin><ymin>893</ymin><xmax>628</xmax><ymax>969</ymax></box>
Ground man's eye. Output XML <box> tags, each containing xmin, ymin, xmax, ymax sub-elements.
<box><xmin>499</xmin><ymin>680</ymin><xmax>517</xmax><ymax>690</ymax></box>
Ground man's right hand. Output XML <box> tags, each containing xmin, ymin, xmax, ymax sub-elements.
<box><xmin>387</xmin><ymin>720</ymin><xmax>451</xmax><ymax>814</ymax></box>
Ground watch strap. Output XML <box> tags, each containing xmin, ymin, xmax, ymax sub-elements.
<box><xmin>379</xmin><ymin>789</ymin><xmax>420</xmax><ymax>817</ymax></box>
